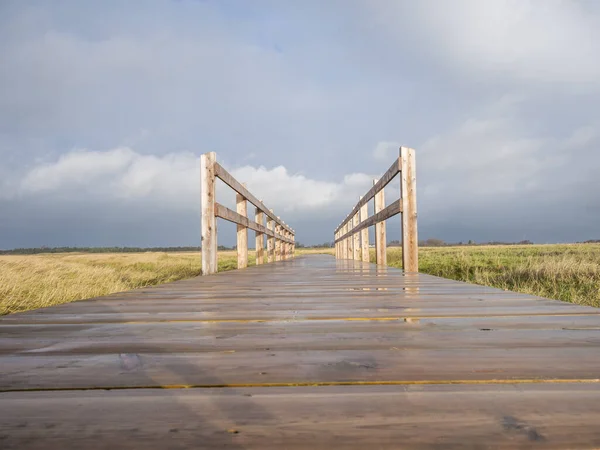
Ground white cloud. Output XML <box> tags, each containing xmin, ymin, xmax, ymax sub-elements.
<box><xmin>16</xmin><ymin>147</ymin><xmax>374</xmax><ymax>218</ymax></box>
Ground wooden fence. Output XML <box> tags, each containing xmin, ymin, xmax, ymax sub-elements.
<box><xmin>200</xmin><ymin>152</ymin><xmax>295</xmax><ymax>275</ymax></box>
<box><xmin>333</xmin><ymin>146</ymin><xmax>418</xmax><ymax>272</ymax></box>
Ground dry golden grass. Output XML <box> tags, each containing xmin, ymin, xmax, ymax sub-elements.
<box><xmin>1</xmin><ymin>252</ymin><xmax>218</xmax><ymax>315</ymax></box>
<box><xmin>0</xmin><ymin>249</ymin><xmax>328</xmax><ymax>315</ymax></box>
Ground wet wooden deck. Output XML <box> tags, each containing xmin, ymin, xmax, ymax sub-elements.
<box><xmin>2</xmin><ymin>254</ymin><xmax>600</xmax><ymax>448</ymax></box>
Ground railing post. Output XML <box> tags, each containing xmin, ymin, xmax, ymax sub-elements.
<box><xmin>267</xmin><ymin>211</ymin><xmax>275</xmax><ymax>263</ymax></box>
<box><xmin>255</xmin><ymin>207</ymin><xmax>264</xmax><ymax>265</ymax></box>
<box><xmin>360</xmin><ymin>196</ymin><xmax>369</xmax><ymax>262</ymax></box>
<box><xmin>400</xmin><ymin>147</ymin><xmax>418</xmax><ymax>272</ymax></box>
<box><xmin>352</xmin><ymin>210</ymin><xmax>360</xmax><ymax>260</ymax></box>
<box><xmin>275</xmin><ymin>222</ymin><xmax>281</xmax><ymax>261</ymax></box>
<box><xmin>344</xmin><ymin>222</ymin><xmax>350</xmax><ymax>260</ymax></box>
<box><xmin>236</xmin><ymin>186</ymin><xmax>248</xmax><ymax>269</ymax></box>
<box><xmin>200</xmin><ymin>152</ymin><xmax>218</xmax><ymax>275</ymax></box>
<box><xmin>374</xmin><ymin>178</ymin><xmax>387</xmax><ymax>266</ymax></box>
<box><xmin>340</xmin><ymin>226</ymin><xmax>344</xmax><ymax>259</ymax></box>
<box><xmin>346</xmin><ymin>218</ymin><xmax>354</xmax><ymax>259</ymax></box>
<box><xmin>282</xmin><ymin>225</ymin><xmax>287</xmax><ymax>260</ymax></box>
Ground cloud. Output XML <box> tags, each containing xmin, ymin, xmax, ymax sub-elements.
<box><xmin>15</xmin><ymin>147</ymin><xmax>374</xmax><ymax>218</ymax></box>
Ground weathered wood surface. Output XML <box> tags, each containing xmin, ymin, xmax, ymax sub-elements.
<box><xmin>400</xmin><ymin>146</ymin><xmax>418</xmax><ymax>272</ymax></box>
<box><xmin>2</xmin><ymin>255</ymin><xmax>600</xmax><ymax>448</ymax></box>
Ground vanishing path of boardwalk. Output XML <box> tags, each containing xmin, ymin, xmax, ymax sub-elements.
<box><xmin>2</xmin><ymin>254</ymin><xmax>600</xmax><ymax>448</ymax></box>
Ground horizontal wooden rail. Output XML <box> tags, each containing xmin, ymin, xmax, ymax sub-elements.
<box><xmin>335</xmin><ymin>200</ymin><xmax>401</xmax><ymax>243</ymax></box>
<box><xmin>334</xmin><ymin>158</ymin><xmax>400</xmax><ymax>234</ymax></box>
<box><xmin>215</xmin><ymin>204</ymin><xmax>294</xmax><ymax>244</ymax></box>
<box><xmin>201</xmin><ymin>152</ymin><xmax>295</xmax><ymax>275</ymax></box>
<box><xmin>214</xmin><ymin>163</ymin><xmax>293</xmax><ymax>234</ymax></box>
<box><xmin>334</xmin><ymin>147</ymin><xmax>418</xmax><ymax>272</ymax></box>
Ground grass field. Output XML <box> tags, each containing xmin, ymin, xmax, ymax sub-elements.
<box><xmin>1</xmin><ymin>245</ymin><xmax>598</xmax><ymax>315</ymax></box>
<box><xmin>386</xmin><ymin>244</ymin><xmax>600</xmax><ymax>308</ymax></box>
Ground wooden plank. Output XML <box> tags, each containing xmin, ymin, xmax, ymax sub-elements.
<box><xmin>255</xmin><ymin>207</ymin><xmax>264</xmax><ymax>265</ymax></box>
<box><xmin>200</xmin><ymin>152</ymin><xmax>218</xmax><ymax>275</ymax></box>
<box><xmin>4</xmin><ymin>314</ymin><xmax>600</xmax><ymax>344</ymax></box>
<box><xmin>5</xmin><ymin>297</ymin><xmax>581</xmax><ymax>316</ymax></box>
<box><xmin>336</xmin><ymin>200</ymin><xmax>401</xmax><ymax>243</ymax></box>
<box><xmin>4</xmin><ymin>326</ymin><xmax>600</xmax><ymax>355</ymax></box>
<box><xmin>374</xmin><ymin>178</ymin><xmax>387</xmax><ymax>265</ymax></box>
<box><xmin>335</xmin><ymin>157</ymin><xmax>400</xmax><ymax>233</ymax></box>
<box><xmin>4</xmin><ymin>304</ymin><xmax>599</xmax><ymax>324</ymax></box>
<box><xmin>214</xmin><ymin>162</ymin><xmax>292</xmax><ymax>233</ymax></box>
<box><xmin>236</xmin><ymin>189</ymin><xmax>248</xmax><ymax>269</ymax></box>
<box><xmin>400</xmin><ymin>147</ymin><xmax>418</xmax><ymax>272</ymax></box>
<box><xmin>3</xmin><ymin>345</ymin><xmax>600</xmax><ymax>391</ymax></box>
<box><xmin>3</xmin><ymin>385</ymin><xmax>600</xmax><ymax>449</ymax></box>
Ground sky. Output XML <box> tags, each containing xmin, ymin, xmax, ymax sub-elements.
<box><xmin>1</xmin><ymin>0</ymin><xmax>599</xmax><ymax>249</ymax></box>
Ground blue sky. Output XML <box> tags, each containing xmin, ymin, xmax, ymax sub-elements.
<box><xmin>1</xmin><ymin>0</ymin><xmax>599</xmax><ymax>248</ymax></box>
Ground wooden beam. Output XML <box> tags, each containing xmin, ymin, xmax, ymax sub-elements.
<box><xmin>374</xmin><ymin>179</ymin><xmax>387</xmax><ymax>266</ymax></box>
<box><xmin>335</xmin><ymin>200</ymin><xmax>401</xmax><ymax>244</ymax></box>
<box><xmin>400</xmin><ymin>147</ymin><xmax>418</xmax><ymax>272</ymax></box>
<box><xmin>360</xmin><ymin>198</ymin><xmax>369</xmax><ymax>263</ymax></box>
<box><xmin>214</xmin><ymin>163</ymin><xmax>292</xmax><ymax>234</ymax></box>
<box><xmin>236</xmin><ymin>188</ymin><xmax>248</xmax><ymax>269</ymax></box>
<box><xmin>255</xmin><ymin>207</ymin><xmax>264</xmax><ymax>265</ymax></box>
<box><xmin>200</xmin><ymin>152</ymin><xmax>218</xmax><ymax>275</ymax></box>
<box><xmin>334</xmin><ymin>158</ymin><xmax>400</xmax><ymax>234</ymax></box>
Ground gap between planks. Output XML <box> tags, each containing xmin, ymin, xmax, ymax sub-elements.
<box><xmin>2</xmin><ymin>378</ymin><xmax>600</xmax><ymax>394</ymax></box>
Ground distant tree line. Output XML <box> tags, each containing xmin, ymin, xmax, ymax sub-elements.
<box><xmin>0</xmin><ymin>246</ymin><xmax>203</xmax><ymax>255</ymax></box>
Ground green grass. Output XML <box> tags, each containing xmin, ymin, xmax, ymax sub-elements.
<box><xmin>384</xmin><ymin>244</ymin><xmax>600</xmax><ymax>308</ymax></box>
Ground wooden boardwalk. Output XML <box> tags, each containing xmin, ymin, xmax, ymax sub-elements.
<box><xmin>2</xmin><ymin>254</ymin><xmax>600</xmax><ymax>448</ymax></box>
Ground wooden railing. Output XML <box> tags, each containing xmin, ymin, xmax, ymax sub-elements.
<box><xmin>200</xmin><ymin>152</ymin><xmax>295</xmax><ymax>275</ymax></box>
<box><xmin>334</xmin><ymin>146</ymin><xmax>418</xmax><ymax>272</ymax></box>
